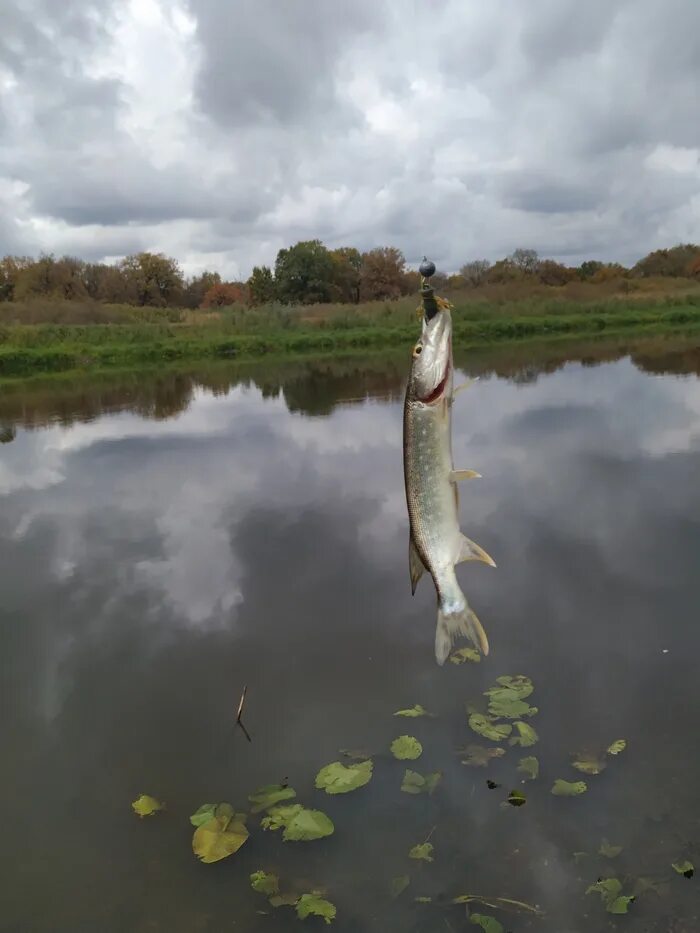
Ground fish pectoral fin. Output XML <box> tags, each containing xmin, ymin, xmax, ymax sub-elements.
<box><xmin>452</xmin><ymin>378</ymin><xmax>479</xmax><ymax>398</ymax></box>
<box><xmin>455</xmin><ymin>534</ymin><xmax>496</xmax><ymax>568</ymax></box>
<box><xmin>450</xmin><ymin>469</ymin><xmax>481</xmax><ymax>482</ymax></box>
<box><xmin>409</xmin><ymin>536</ymin><xmax>426</xmax><ymax>595</ymax></box>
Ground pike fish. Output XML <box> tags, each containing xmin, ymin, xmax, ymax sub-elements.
<box><xmin>403</xmin><ymin>299</ymin><xmax>496</xmax><ymax>665</ymax></box>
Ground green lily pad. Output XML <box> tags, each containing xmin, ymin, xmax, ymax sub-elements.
<box><xmin>390</xmin><ymin>875</ymin><xmax>410</xmax><ymax>898</ymax></box>
<box><xmin>269</xmin><ymin>893</ymin><xmax>301</xmax><ymax>907</ymax></box>
<box><xmin>607</xmin><ymin>739</ymin><xmax>626</xmax><ymax>756</ymax></box>
<box><xmin>394</xmin><ymin>704</ymin><xmax>433</xmax><ymax>717</ymax></box>
<box><xmin>401</xmin><ymin>769</ymin><xmax>442</xmax><ymax>795</ymax></box>
<box><xmin>250</xmin><ymin>871</ymin><xmax>280</xmax><ymax>896</ymax></box>
<box><xmin>672</xmin><ymin>860</ymin><xmax>694</xmax><ymax>878</ymax></box>
<box><xmin>390</xmin><ymin>735</ymin><xmax>423</xmax><ymax>760</ymax></box>
<box><xmin>296</xmin><ymin>893</ymin><xmax>336</xmax><ymax>924</ymax></box>
<box><xmin>599</xmin><ymin>840</ymin><xmax>623</xmax><ymax>858</ymax></box>
<box><xmin>484</xmin><ymin>679</ymin><xmax>537</xmax><ymax>719</ymax></box>
<box><xmin>517</xmin><ymin>756</ymin><xmax>539</xmax><ymax>780</ymax></box>
<box><xmin>132</xmin><ymin>794</ymin><xmax>164</xmax><ymax>818</ymax></box>
<box><xmin>460</xmin><ymin>745</ymin><xmax>506</xmax><ymax>768</ymax></box>
<box><xmin>190</xmin><ymin>803</ymin><xmax>218</xmax><ymax>827</ymax></box>
<box><xmin>508</xmin><ymin>721</ymin><xmax>538</xmax><ymax>747</ymax></box>
<box><xmin>586</xmin><ymin>878</ymin><xmax>635</xmax><ymax>914</ymax></box>
<box><xmin>507</xmin><ymin>789</ymin><xmax>527</xmax><ymax>807</ymax></box>
<box><xmin>409</xmin><ymin>843</ymin><xmax>434</xmax><ymax>862</ymax></box>
<box><xmin>192</xmin><ymin>807</ymin><xmax>249</xmax><ymax>863</ymax></box>
<box><xmin>261</xmin><ymin>804</ymin><xmax>334</xmax><ymax>842</ymax></box>
<box><xmin>248</xmin><ymin>783</ymin><xmax>296</xmax><ymax>813</ymax></box>
<box><xmin>571</xmin><ymin>752</ymin><xmax>607</xmax><ymax>775</ymax></box>
<box><xmin>470</xmin><ymin>915</ymin><xmax>504</xmax><ymax>933</ymax></box>
<box><xmin>469</xmin><ymin>713</ymin><xmax>512</xmax><ymax>742</ymax></box>
<box><xmin>551</xmin><ymin>779</ymin><xmax>587</xmax><ymax>796</ymax></box>
<box><xmin>315</xmin><ymin>759</ymin><xmax>373</xmax><ymax>795</ymax></box>
<box><xmin>487</xmin><ymin>675</ymin><xmax>534</xmax><ymax>699</ymax></box>
<box><xmin>450</xmin><ymin>647</ymin><xmax>481</xmax><ymax>664</ymax></box>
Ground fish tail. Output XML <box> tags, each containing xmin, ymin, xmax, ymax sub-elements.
<box><xmin>435</xmin><ymin>598</ymin><xmax>489</xmax><ymax>666</ymax></box>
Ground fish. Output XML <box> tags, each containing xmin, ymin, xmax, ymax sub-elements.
<box><xmin>403</xmin><ymin>294</ymin><xmax>496</xmax><ymax>665</ymax></box>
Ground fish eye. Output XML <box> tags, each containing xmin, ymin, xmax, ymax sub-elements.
<box><xmin>413</xmin><ymin>344</ymin><xmax>423</xmax><ymax>357</ymax></box>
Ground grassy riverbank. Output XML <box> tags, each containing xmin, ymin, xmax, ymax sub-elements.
<box><xmin>2</xmin><ymin>288</ymin><xmax>700</xmax><ymax>379</ymax></box>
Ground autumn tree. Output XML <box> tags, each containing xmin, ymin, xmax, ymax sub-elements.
<box><xmin>359</xmin><ymin>247</ymin><xmax>406</xmax><ymax>300</ymax></box>
<box><xmin>510</xmin><ymin>248</ymin><xmax>540</xmax><ymax>275</ymax></box>
<box><xmin>184</xmin><ymin>271</ymin><xmax>221</xmax><ymax>309</ymax></box>
<box><xmin>486</xmin><ymin>258</ymin><xmax>521</xmax><ymax>284</ymax></box>
<box><xmin>577</xmin><ymin>260</ymin><xmax>604</xmax><ymax>279</ymax></box>
<box><xmin>201</xmin><ymin>281</ymin><xmax>247</xmax><ymax>308</ymax></box>
<box><xmin>274</xmin><ymin>240</ymin><xmax>335</xmax><ymax>304</ymax></box>
<box><xmin>0</xmin><ymin>255</ymin><xmax>33</xmax><ymax>301</ymax></box>
<box><xmin>460</xmin><ymin>260</ymin><xmax>491</xmax><ymax>287</ymax></box>
<box><xmin>330</xmin><ymin>247</ymin><xmax>362</xmax><ymax>303</ymax></box>
<box><xmin>633</xmin><ymin>244</ymin><xmax>700</xmax><ymax>277</ymax></box>
<box><xmin>119</xmin><ymin>252</ymin><xmax>185</xmax><ymax>306</ymax></box>
<box><xmin>537</xmin><ymin>260</ymin><xmax>576</xmax><ymax>286</ymax></box>
<box><xmin>247</xmin><ymin>265</ymin><xmax>276</xmax><ymax>305</ymax></box>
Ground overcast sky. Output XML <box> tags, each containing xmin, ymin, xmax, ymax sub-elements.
<box><xmin>1</xmin><ymin>0</ymin><xmax>699</xmax><ymax>279</ymax></box>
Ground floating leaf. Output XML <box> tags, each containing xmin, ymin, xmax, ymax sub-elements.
<box><xmin>551</xmin><ymin>779</ymin><xmax>587</xmax><ymax>796</ymax></box>
<box><xmin>409</xmin><ymin>843</ymin><xmax>434</xmax><ymax>862</ymax></box>
<box><xmin>250</xmin><ymin>871</ymin><xmax>279</xmax><ymax>896</ymax></box>
<box><xmin>450</xmin><ymin>647</ymin><xmax>481</xmax><ymax>664</ymax></box>
<box><xmin>414</xmin><ymin>896</ymin><xmax>432</xmax><ymax>903</ymax></box>
<box><xmin>315</xmin><ymin>760</ymin><xmax>373</xmax><ymax>795</ymax></box>
<box><xmin>599</xmin><ymin>840</ymin><xmax>623</xmax><ymax>859</ymax></box>
<box><xmin>607</xmin><ymin>739</ymin><xmax>626</xmax><ymax>756</ymax></box>
<box><xmin>517</xmin><ymin>756</ymin><xmax>539</xmax><ymax>780</ymax></box>
<box><xmin>394</xmin><ymin>704</ymin><xmax>433</xmax><ymax>717</ymax></box>
<box><xmin>571</xmin><ymin>752</ymin><xmax>607</xmax><ymax>776</ymax></box>
<box><xmin>470</xmin><ymin>915</ymin><xmax>503</xmax><ymax>933</ymax></box>
<box><xmin>586</xmin><ymin>878</ymin><xmax>635</xmax><ymax>914</ymax></box>
<box><xmin>508</xmin><ymin>721</ymin><xmax>538</xmax><ymax>747</ymax></box>
<box><xmin>452</xmin><ymin>894</ymin><xmax>543</xmax><ymax>915</ymax></box>
<box><xmin>460</xmin><ymin>745</ymin><xmax>506</xmax><ymax>768</ymax></box>
<box><xmin>391</xmin><ymin>735</ymin><xmax>423</xmax><ymax>760</ymax></box>
<box><xmin>401</xmin><ymin>769</ymin><xmax>442</xmax><ymax>796</ymax></box>
<box><xmin>192</xmin><ymin>808</ymin><xmax>249</xmax><ymax>863</ymax></box>
<box><xmin>487</xmin><ymin>675</ymin><xmax>534</xmax><ymax>700</ymax></box>
<box><xmin>132</xmin><ymin>794</ymin><xmax>164</xmax><ymax>818</ymax></box>
<box><xmin>488</xmin><ymin>694</ymin><xmax>538</xmax><ymax>719</ymax></box>
<box><xmin>469</xmin><ymin>714</ymin><xmax>512</xmax><ymax>742</ymax></box>
<box><xmin>270</xmin><ymin>893</ymin><xmax>301</xmax><ymax>907</ymax></box>
<box><xmin>190</xmin><ymin>803</ymin><xmax>218</xmax><ymax>827</ymax></box>
<box><xmin>507</xmin><ymin>789</ymin><xmax>527</xmax><ymax>807</ymax></box>
<box><xmin>672</xmin><ymin>860</ymin><xmax>694</xmax><ymax>878</ymax></box>
<box><xmin>390</xmin><ymin>875</ymin><xmax>410</xmax><ymax>898</ymax></box>
<box><xmin>296</xmin><ymin>893</ymin><xmax>336</xmax><ymax>924</ymax></box>
<box><xmin>249</xmin><ymin>783</ymin><xmax>296</xmax><ymax>813</ymax></box>
<box><xmin>261</xmin><ymin>805</ymin><xmax>334</xmax><ymax>842</ymax></box>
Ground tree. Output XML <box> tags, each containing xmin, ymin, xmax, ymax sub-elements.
<box><xmin>0</xmin><ymin>255</ymin><xmax>33</xmax><ymax>301</ymax></box>
<box><xmin>591</xmin><ymin>262</ymin><xmax>629</xmax><ymax>283</ymax></box>
<box><xmin>359</xmin><ymin>247</ymin><xmax>406</xmax><ymax>300</ymax></box>
<box><xmin>633</xmin><ymin>244</ymin><xmax>700</xmax><ymax>277</ymax></box>
<box><xmin>486</xmin><ymin>258</ymin><xmax>522</xmax><ymax>284</ymax></box>
<box><xmin>247</xmin><ymin>265</ymin><xmax>276</xmax><ymax>305</ymax></box>
<box><xmin>510</xmin><ymin>248</ymin><xmax>540</xmax><ymax>275</ymax></box>
<box><xmin>459</xmin><ymin>260</ymin><xmax>491</xmax><ymax>287</ymax></box>
<box><xmin>330</xmin><ymin>247</ymin><xmax>362</xmax><ymax>303</ymax></box>
<box><xmin>184</xmin><ymin>271</ymin><xmax>221</xmax><ymax>309</ymax></box>
<box><xmin>689</xmin><ymin>255</ymin><xmax>700</xmax><ymax>277</ymax></box>
<box><xmin>577</xmin><ymin>260</ymin><xmax>604</xmax><ymax>280</ymax></box>
<box><xmin>537</xmin><ymin>260</ymin><xmax>576</xmax><ymax>286</ymax></box>
<box><xmin>274</xmin><ymin>240</ymin><xmax>335</xmax><ymax>304</ymax></box>
<box><xmin>201</xmin><ymin>281</ymin><xmax>247</xmax><ymax>308</ymax></box>
<box><xmin>119</xmin><ymin>252</ymin><xmax>185</xmax><ymax>306</ymax></box>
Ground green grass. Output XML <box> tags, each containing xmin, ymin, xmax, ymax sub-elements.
<box><xmin>2</xmin><ymin>295</ymin><xmax>700</xmax><ymax>378</ymax></box>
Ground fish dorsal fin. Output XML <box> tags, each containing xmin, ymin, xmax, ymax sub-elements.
<box><xmin>409</xmin><ymin>536</ymin><xmax>426</xmax><ymax>595</ymax></box>
<box><xmin>455</xmin><ymin>534</ymin><xmax>496</xmax><ymax>568</ymax></box>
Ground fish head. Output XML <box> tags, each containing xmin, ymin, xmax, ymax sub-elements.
<box><xmin>408</xmin><ymin>308</ymin><xmax>452</xmax><ymax>403</ymax></box>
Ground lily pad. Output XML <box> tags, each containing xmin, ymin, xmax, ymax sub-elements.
<box><xmin>517</xmin><ymin>756</ymin><xmax>539</xmax><ymax>780</ymax></box>
<box><xmin>488</xmin><ymin>695</ymin><xmax>538</xmax><ymax>719</ymax></box>
<box><xmin>190</xmin><ymin>803</ymin><xmax>218</xmax><ymax>827</ymax></box>
<box><xmin>470</xmin><ymin>915</ymin><xmax>504</xmax><ymax>933</ymax></box>
<box><xmin>551</xmin><ymin>779</ymin><xmax>587</xmax><ymax>796</ymax></box>
<box><xmin>192</xmin><ymin>807</ymin><xmax>249</xmax><ymax>863</ymax></box>
<box><xmin>315</xmin><ymin>759</ymin><xmax>373</xmax><ymax>795</ymax></box>
<box><xmin>409</xmin><ymin>843</ymin><xmax>434</xmax><ymax>862</ymax></box>
<box><xmin>607</xmin><ymin>739</ymin><xmax>626</xmax><ymax>756</ymax></box>
<box><xmin>599</xmin><ymin>840</ymin><xmax>623</xmax><ymax>859</ymax></box>
<box><xmin>469</xmin><ymin>713</ymin><xmax>512</xmax><ymax>742</ymax></box>
<box><xmin>507</xmin><ymin>790</ymin><xmax>527</xmax><ymax>807</ymax></box>
<box><xmin>460</xmin><ymin>745</ymin><xmax>506</xmax><ymax>768</ymax></box>
<box><xmin>132</xmin><ymin>794</ymin><xmax>164</xmax><ymax>818</ymax></box>
<box><xmin>394</xmin><ymin>704</ymin><xmax>433</xmax><ymax>717</ymax></box>
<box><xmin>401</xmin><ymin>769</ymin><xmax>442</xmax><ymax>795</ymax></box>
<box><xmin>391</xmin><ymin>735</ymin><xmax>423</xmax><ymax>760</ymax></box>
<box><xmin>672</xmin><ymin>860</ymin><xmax>694</xmax><ymax>878</ymax></box>
<box><xmin>250</xmin><ymin>871</ymin><xmax>280</xmax><ymax>896</ymax></box>
<box><xmin>269</xmin><ymin>893</ymin><xmax>301</xmax><ymax>907</ymax></box>
<box><xmin>248</xmin><ymin>783</ymin><xmax>296</xmax><ymax>813</ymax></box>
<box><xmin>586</xmin><ymin>878</ymin><xmax>635</xmax><ymax>914</ymax></box>
<box><xmin>571</xmin><ymin>752</ymin><xmax>607</xmax><ymax>776</ymax></box>
<box><xmin>261</xmin><ymin>804</ymin><xmax>334</xmax><ymax>842</ymax></box>
<box><xmin>390</xmin><ymin>875</ymin><xmax>410</xmax><ymax>898</ymax></box>
<box><xmin>296</xmin><ymin>893</ymin><xmax>336</xmax><ymax>924</ymax></box>
<box><xmin>487</xmin><ymin>675</ymin><xmax>534</xmax><ymax>699</ymax></box>
<box><xmin>450</xmin><ymin>647</ymin><xmax>481</xmax><ymax>664</ymax></box>
<box><xmin>508</xmin><ymin>721</ymin><xmax>538</xmax><ymax>747</ymax></box>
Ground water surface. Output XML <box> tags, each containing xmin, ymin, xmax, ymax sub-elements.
<box><xmin>2</xmin><ymin>335</ymin><xmax>700</xmax><ymax>932</ymax></box>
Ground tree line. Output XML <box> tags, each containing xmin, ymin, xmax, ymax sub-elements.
<box><xmin>1</xmin><ymin>241</ymin><xmax>699</xmax><ymax>310</ymax></box>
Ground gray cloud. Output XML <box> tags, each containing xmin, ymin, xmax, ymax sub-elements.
<box><xmin>0</xmin><ymin>0</ymin><xmax>699</xmax><ymax>275</ymax></box>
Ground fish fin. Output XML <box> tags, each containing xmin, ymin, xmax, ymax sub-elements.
<box><xmin>435</xmin><ymin>601</ymin><xmax>489</xmax><ymax>665</ymax></box>
<box><xmin>455</xmin><ymin>534</ymin><xmax>497</xmax><ymax>568</ymax></box>
<box><xmin>453</xmin><ymin>378</ymin><xmax>479</xmax><ymax>398</ymax></box>
<box><xmin>409</xmin><ymin>536</ymin><xmax>426</xmax><ymax>595</ymax></box>
<box><xmin>450</xmin><ymin>469</ymin><xmax>481</xmax><ymax>482</ymax></box>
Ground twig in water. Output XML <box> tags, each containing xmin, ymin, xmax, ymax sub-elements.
<box><xmin>236</xmin><ymin>685</ymin><xmax>252</xmax><ymax>742</ymax></box>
